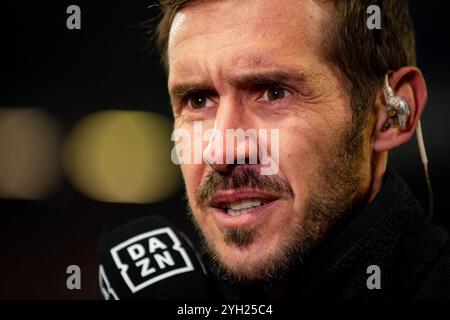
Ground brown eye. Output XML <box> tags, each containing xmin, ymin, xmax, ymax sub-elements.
<box><xmin>187</xmin><ymin>95</ymin><xmax>214</xmax><ymax>109</ymax></box>
<box><xmin>268</xmin><ymin>87</ymin><xmax>284</xmax><ymax>100</ymax></box>
<box><xmin>262</xmin><ymin>86</ymin><xmax>290</xmax><ymax>102</ymax></box>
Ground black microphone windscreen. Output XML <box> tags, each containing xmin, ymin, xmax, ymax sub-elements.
<box><xmin>98</xmin><ymin>215</ymin><xmax>210</xmax><ymax>300</ymax></box>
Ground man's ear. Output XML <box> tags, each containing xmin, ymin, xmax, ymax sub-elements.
<box><xmin>373</xmin><ymin>66</ymin><xmax>428</xmax><ymax>152</ymax></box>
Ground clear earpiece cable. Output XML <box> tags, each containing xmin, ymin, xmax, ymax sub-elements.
<box><xmin>416</xmin><ymin>120</ymin><xmax>434</xmax><ymax>222</ymax></box>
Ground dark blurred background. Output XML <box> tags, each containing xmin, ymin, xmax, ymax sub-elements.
<box><xmin>0</xmin><ymin>1</ymin><xmax>449</xmax><ymax>299</ymax></box>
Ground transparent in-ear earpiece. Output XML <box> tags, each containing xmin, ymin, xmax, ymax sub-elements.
<box><xmin>383</xmin><ymin>74</ymin><xmax>410</xmax><ymax>129</ymax></box>
<box><xmin>384</xmin><ymin>73</ymin><xmax>433</xmax><ymax>222</ymax></box>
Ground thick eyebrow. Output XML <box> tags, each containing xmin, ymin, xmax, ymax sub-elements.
<box><xmin>229</xmin><ymin>70</ymin><xmax>307</xmax><ymax>89</ymax></box>
<box><xmin>169</xmin><ymin>70</ymin><xmax>308</xmax><ymax>98</ymax></box>
<box><xmin>169</xmin><ymin>84</ymin><xmax>212</xmax><ymax>98</ymax></box>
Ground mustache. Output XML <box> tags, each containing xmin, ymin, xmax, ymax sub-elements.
<box><xmin>195</xmin><ymin>165</ymin><xmax>294</xmax><ymax>204</ymax></box>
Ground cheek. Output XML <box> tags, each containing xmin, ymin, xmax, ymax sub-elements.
<box><xmin>180</xmin><ymin>163</ymin><xmax>203</xmax><ymax>206</ymax></box>
<box><xmin>277</xmin><ymin>120</ymin><xmax>338</xmax><ymax>208</ymax></box>
<box><xmin>180</xmin><ymin>162</ymin><xmax>222</xmax><ymax>241</ymax></box>
<box><xmin>279</xmin><ymin>142</ymin><xmax>311</xmax><ymax>214</ymax></box>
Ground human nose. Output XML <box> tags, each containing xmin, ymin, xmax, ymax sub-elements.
<box><xmin>203</xmin><ymin>98</ymin><xmax>259</xmax><ymax>173</ymax></box>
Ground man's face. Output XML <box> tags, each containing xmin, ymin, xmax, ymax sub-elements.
<box><xmin>167</xmin><ymin>0</ymin><xmax>371</xmax><ymax>283</ymax></box>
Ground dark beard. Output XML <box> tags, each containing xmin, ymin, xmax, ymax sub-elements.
<box><xmin>186</xmin><ymin>203</ymin><xmax>318</xmax><ymax>286</ymax></box>
<box><xmin>186</xmin><ymin>123</ymin><xmax>369</xmax><ymax>286</ymax></box>
<box><xmin>223</xmin><ymin>227</ymin><xmax>258</xmax><ymax>248</ymax></box>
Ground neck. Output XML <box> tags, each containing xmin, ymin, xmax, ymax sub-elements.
<box><xmin>368</xmin><ymin>151</ymin><xmax>388</xmax><ymax>203</ymax></box>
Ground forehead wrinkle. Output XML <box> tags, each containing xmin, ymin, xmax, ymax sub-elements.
<box><xmin>169</xmin><ymin>53</ymin><xmax>326</xmax><ymax>99</ymax></box>
<box><xmin>168</xmin><ymin>0</ymin><xmax>332</xmax><ymax>96</ymax></box>
<box><xmin>169</xmin><ymin>57</ymin><xmax>226</xmax><ymax>96</ymax></box>
<box><xmin>168</xmin><ymin>0</ymin><xmax>325</xmax><ymax>57</ymax></box>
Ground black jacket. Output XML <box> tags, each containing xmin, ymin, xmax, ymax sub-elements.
<box><xmin>208</xmin><ymin>167</ymin><xmax>450</xmax><ymax>300</ymax></box>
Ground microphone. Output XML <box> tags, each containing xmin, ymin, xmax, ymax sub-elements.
<box><xmin>97</xmin><ymin>215</ymin><xmax>210</xmax><ymax>300</ymax></box>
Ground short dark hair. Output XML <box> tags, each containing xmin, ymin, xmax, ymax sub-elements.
<box><xmin>153</xmin><ymin>0</ymin><xmax>417</xmax><ymax>129</ymax></box>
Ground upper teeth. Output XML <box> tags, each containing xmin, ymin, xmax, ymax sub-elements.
<box><xmin>226</xmin><ymin>199</ymin><xmax>262</xmax><ymax>216</ymax></box>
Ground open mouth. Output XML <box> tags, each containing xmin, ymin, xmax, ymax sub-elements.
<box><xmin>215</xmin><ymin>198</ymin><xmax>271</xmax><ymax>216</ymax></box>
<box><xmin>209</xmin><ymin>190</ymin><xmax>280</xmax><ymax>222</ymax></box>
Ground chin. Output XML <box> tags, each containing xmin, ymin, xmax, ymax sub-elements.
<box><xmin>205</xmin><ymin>229</ymin><xmax>295</xmax><ymax>283</ymax></box>
<box><xmin>189</xmin><ymin>199</ymin><xmax>315</xmax><ymax>284</ymax></box>
<box><xmin>216</xmin><ymin>248</ymin><xmax>274</xmax><ymax>283</ymax></box>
